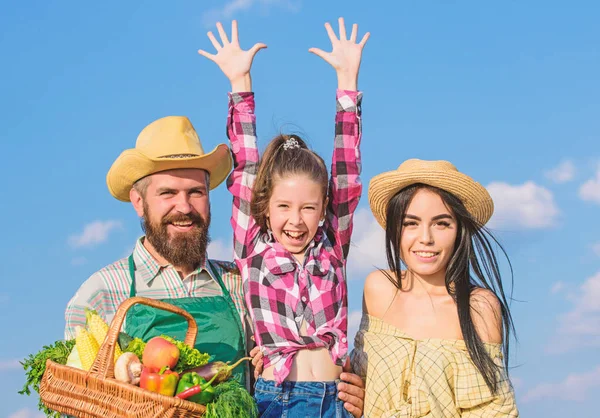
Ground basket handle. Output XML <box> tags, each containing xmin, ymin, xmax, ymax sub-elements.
<box><xmin>90</xmin><ymin>296</ymin><xmax>198</xmax><ymax>379</ymax></box>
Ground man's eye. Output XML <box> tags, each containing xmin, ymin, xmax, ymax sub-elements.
<box><xmin>160</xmin><ymin>191</ymin><xmax>175</xmax><ymax>196</ymax></box>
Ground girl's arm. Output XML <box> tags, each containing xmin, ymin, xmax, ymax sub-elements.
<box><xmin>309</xmin><ymin>18</ymin><xmax>370</xmax><ymax>259</ymax></box>
<box><xmin>198</xmin><ymin>21</ymin><xmax>266</xmax><ymax>260</ymax></box>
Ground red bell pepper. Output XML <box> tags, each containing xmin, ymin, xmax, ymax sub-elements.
<box><xmin>139</xmin><ymin>365</ymin><xmax>180</xmax><ymax>397</ymax></box>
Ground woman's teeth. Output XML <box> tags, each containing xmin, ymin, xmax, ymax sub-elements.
<box><xmin>414</xmin><ymin>251</ymin><xmax>438</xmax><ymax>258</ymax></box>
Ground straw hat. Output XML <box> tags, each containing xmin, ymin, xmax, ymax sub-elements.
<box><xmin>368</xmin><ymin>159</ymin><xmax>493</xmax><ymax>228</ymax></box>
<box><xmin>107</xmin><ymin>116</ymin><xmax>232</xmax><ymax>202</ymax></box>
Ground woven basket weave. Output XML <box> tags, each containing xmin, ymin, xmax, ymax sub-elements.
<box><xmin>39</xmin><ymin>296</ymin><xmax>207</xmax><ymax>417</ymax></box>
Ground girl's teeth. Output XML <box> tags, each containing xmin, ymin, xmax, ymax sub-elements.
<box><xmin>415</xmin><ymin>252</ymin><xmax>436</xmax><ymax>257</ymax></box>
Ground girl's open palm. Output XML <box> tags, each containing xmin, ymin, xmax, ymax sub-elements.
<box><xmin>198</xmin><ymin>20</ymin><xmax>266</xmax><ymax>83</ymax></box>
<box><xmin>309</xmin><ymin>17</ymin><xmax>370</xmax><ymax>84</ymax></box>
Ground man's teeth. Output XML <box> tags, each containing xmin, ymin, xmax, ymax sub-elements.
<box><xmin>172</xmin><ymin>221</ymin><xmax>193</xmax><ymax>226</ymax></box>
<box><xmin>414</xmin><ymin>251</ymin><xmax>437</xmax><ymax>257</ymax></box>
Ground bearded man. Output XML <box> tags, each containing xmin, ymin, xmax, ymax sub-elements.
<box><xmin>64</xmin><ymin>115</ymin><xmax>255</xmax><ymax>385</ymax></box>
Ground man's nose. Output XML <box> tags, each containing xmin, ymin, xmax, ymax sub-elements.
<box><xmin>174</xmin><ymin>193</ymin><xmax>193</xmax><ymax>213</ymax></box>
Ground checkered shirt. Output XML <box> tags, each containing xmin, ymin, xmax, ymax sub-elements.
<box><xmin>350</xmin><ymin>314</ymin><xmax>519</xmax><ymax>418</ymax></box>
<box><xmin>226</xmin><ymin>90</ymin><xmax>363</xmax><ymax>384</ymax></box>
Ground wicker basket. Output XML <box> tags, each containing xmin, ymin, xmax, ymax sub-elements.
<box><xmin>39</xmin><ymin>296</ymin><xmax>207</xmax><ymax>417</ymax></box>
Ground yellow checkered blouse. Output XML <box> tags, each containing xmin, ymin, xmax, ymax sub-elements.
<box><xmin>351</xmin><ymin>314</ymin><xmax>518</xmax><ymax>417</ymax></box>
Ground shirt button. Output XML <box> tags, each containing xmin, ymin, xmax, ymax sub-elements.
<box><xmin>295</xmin><ymin>316</ymin><xmax>302</xmax><ymax>322</ymax></box>
<box><xmin>301</xmin><ymin>296</ymin><xmax>307</xmax><ymax>302</ymax></box>
<box><xmin>342</xmin><ymin>337</ymin><xmax>347</xmax><ymax>343</ymax></box>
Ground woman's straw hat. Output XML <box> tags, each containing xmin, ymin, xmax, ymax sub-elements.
<box><xmin>368</xmin><ymin>159</ymin><xmax>494</xmax><ymax>228</ymax></box>
<box><xmin>107</xmin><ymin>116</ymin><xmax>232</xmax><ymax>202</ymax></box>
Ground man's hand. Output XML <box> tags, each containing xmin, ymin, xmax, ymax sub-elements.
<box><xmin>249</xmin><ymin>345</ymin><xmax>264</xmax><ymax>379</ymax></box>
<box><xmin>198</xmin><ymin>20</ymin><xmax>267</xmax><ymax>92</ymax></box>
<box><xmin>309</xmin><ymin>17</ymin><xmax>370</xmax><ymax>91</ymax></box>
<box><xmin>338</xmin><ymin>358</ymin><xmax>365</xmax><ymax>418</ymax></box>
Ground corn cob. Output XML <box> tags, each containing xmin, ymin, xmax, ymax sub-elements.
<box><xmin>85</xmin><ymin>308</ymin><xmax>123</xmax><ymax>363</ymax></box>
<box><xmin>75</xmin><ymin>326</ymin><xmax>100</xmax><ymax>371</ymax></box>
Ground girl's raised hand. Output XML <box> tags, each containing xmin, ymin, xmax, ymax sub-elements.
<box><xmin>309</xmin><ymin>17</ymin><xmax>370</xmax><ymax>91</ymax></box>
<box><xmin>198</xmin><ymin>20</ymin><xmax>267</xmax><ymax>92</ymax></box>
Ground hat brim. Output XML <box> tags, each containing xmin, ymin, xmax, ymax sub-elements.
<box><xmin>368</xmin><ymin>169</ymin><xmax>494</xmax><ymax>228</ymax></box>
<box><xmin>106</xmin><ymin>143</ymin><xmax>232</xmax><ymax>202</ymax></box>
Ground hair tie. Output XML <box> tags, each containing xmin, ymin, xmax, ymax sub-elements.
<box><xmin>282</xmin><ymin>137</ymin><xmax>300</xmax><ymax>150</ymax></box>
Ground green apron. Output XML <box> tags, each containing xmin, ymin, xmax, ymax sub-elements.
<box><xmin>124</xmin><ymin>255</ymin><xmax>247</xmax><ymax>384</ymax></box>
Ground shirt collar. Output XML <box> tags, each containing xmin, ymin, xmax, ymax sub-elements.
<box><xmin>261</xmin><ymin>227</ymin><xmax>330</xmax><ymax>276</ymax></box>
<box><xmin>132</xmin><ymin>237</ymin><xmax>212</xmax><ymax>284</ymax></box>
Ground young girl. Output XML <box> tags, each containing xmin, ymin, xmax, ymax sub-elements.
<box><xmin>351</xmin><ymin>159</ymin><xmax>519</xmax><ymax>417</ymax></box>
<box><xmin>198</xmin><ymin>19</ymin><xmax>369</xmax><ymax>417</ymax></box>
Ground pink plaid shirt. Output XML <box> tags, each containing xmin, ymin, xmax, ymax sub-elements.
<box><xmin>226</xmin><ymin>90</ymin><xmax>363</xmax><ymax>384</ymax></box>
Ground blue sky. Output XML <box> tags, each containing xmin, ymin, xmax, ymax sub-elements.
<box><xmin>1</xmin><ymin>1</ymin><xmax>599</xmax><ymax>417</ymax></box>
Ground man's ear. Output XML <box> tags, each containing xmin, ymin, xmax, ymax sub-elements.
<box><xmin>130</xmin><ymin>188</ymin><xmax>144</xmax><ymax>217</ymax></box>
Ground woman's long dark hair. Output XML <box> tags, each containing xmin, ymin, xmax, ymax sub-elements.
<box><xmin>383</xmin><ymin>183</ymin><xmax>515</xmax><ymax>393</ymax></box>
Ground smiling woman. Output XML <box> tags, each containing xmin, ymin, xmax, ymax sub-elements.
<box><xmin>351</xmin><ymin>159</ymin><xmax>518</xmax><ymax>418</ymax></box>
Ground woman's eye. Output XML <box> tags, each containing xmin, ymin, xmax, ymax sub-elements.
<box><xmin>435</xmin><ymin>221</ymin><xmax>451</xmax><ymax>228</ymax></box>
<box><xmin>403</xmin><ymin>221</ymin><xmax>417</xmax><ymax>227</ymax></box>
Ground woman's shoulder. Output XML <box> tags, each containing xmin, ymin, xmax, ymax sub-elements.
<box><xmin>363</xmin><ymin>269</ymin><xmax>400</xmax><ymax>318</ymax></box>
<box><xmin>470</xmin><ymin>287</ymin><xmax>503</xmax><ymax>344</ymax></box>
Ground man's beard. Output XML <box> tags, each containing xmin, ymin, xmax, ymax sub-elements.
<box><xmin>142</xmin><ymin>202</ymin><xmax>211</xmax><ymax>270</ymax></box>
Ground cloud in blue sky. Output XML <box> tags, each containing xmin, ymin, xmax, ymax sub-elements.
<box><xmin>579</xmin><ymin>166</ymin><xmax>600</xmax><ymax>204</ymax></box>
<box><xmin>545</xmin><ymin>160</ymin><xmax>575</xmax><ymax>184</ymax></box>
<box><xmin>548</xmin><ymin>271</ymin><xmax>600</xmax><ymax>353</ymax></box>
<box><xmin>486</xmin><ymin>181</ymin><xmax>559</xmax><ymax>229</ymax></box>
<box><xmin>68</xmin><ymin>220</ymin><xmax>123</xmax><ymax>249</ymax></box>
<box><xmin>0</xmin><ymin>359</ymin><xmax>21</xmax><ymax>372</ymax></box>
<box><xmin>201</xmin><ymin>0</ymin><xmax>301</xmax><ymax>28</ymax></box>
<box><xmin>522</xmin><ymin>365</ymin><xmax>600</xmax><ymax>403</ymax></box>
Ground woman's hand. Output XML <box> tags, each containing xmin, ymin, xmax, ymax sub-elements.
<box><xmin>249</xmin><ymin>345</ymin><xmax>264</xmax><ymax>379</ymax></box>
<box><xmin>309</xmin><ymin>17</ymin><xmax>370</xmax><ymax>91</ymax></box>
<box><xmin>198</xmin><ymin>20</ymin><xmax>267</xmax><ymax>92</ymax></box>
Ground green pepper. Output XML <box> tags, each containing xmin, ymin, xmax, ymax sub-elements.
<box><xmin>176</xmin><ymin>372</ymin><xmax>218</xmax><ymax>404</ymax></box>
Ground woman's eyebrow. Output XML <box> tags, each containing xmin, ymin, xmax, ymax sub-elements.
<box><xmin>403</xmin><ymin>213</ymin><xmax>453</xmax><ymax>221</ymax></box>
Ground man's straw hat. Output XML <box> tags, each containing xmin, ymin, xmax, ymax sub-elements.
<box><xmin>107</xmin><ymin>116</ymin><xmax>232</xmax><ymax>202</ymax></box>
<box><xmin>368</xmin><ymin>159</ymin><xmax>494</xmax><ymax>228</ymax></box>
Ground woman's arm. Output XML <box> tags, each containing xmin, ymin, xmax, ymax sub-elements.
<box><xmin>198</xmin><ymin>21</ymin><xmax>266</xmax><ymax>260</ymax></box>
<box><xmin>309</xmin><ymin>18</ymin><xmax>369</xmax><ymax>260</ymax></box>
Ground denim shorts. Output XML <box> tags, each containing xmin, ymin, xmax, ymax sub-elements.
<box><xmin>254</xmin><ymin>377</ymin><xmax>353</xmax><ymax>418</ymax></box>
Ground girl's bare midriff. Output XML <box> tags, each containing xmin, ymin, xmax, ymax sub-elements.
<box><xmin>261</xmin><ymin>320</ymin><xmax>343</xmax><ymax>381</ymax></box>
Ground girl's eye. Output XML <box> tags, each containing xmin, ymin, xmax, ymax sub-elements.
<box><xmin>304</xmin><ymin>206</ymin><xmax>315</xmax><ymax>211</ymax></box>
<box><xmin>278</xmin><ymin>204</ymin><xmax>288</xmax><ymax>208</ymax></box>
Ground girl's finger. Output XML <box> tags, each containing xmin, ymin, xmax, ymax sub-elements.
<box><xmin>231</xmin><ymin>20</ymin><xmax>239</xmax><ymax>45</ymax></box>
<box><xmin>250</xmin><ymin>43</ymin><xmax>268</xmax><ymax>56</ymax></box>
<box><xmin>197</xmin><ymin>49</ymin><xmax>216</xmax><ymax>61</ymax></box>
<box><xmin>359</xmin><ymin>32</ymin><xmax>371</xmax><ymax>47</ymax></box>
<box><xmin>207</xmin><ymin>31</ymin><xmax>222</xmax><ymax>51</ymax></box>
<box><xmin>350</xmin><ymin>23</ymin><xmax>358</xmax><ymax>42</ymax></box>
<box><xmin>324</xmin><ymin>22</ymin><xmax>337</xmax><ymax>44</ymax></box>
<box><xmin>216</xmin><ymin>21</ymin><xmax>230</xmax><ymax>44</ymax></box>
<box><xmin>338</xmin><ymin>17</ymin><xmax>347</xmax><ymax>40</ymax></box>
<box><xmin>308</xmin><ymin>47</ymin><xmax>329</xmax><ymax>61</ymax></box>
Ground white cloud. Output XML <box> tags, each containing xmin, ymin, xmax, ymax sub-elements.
<box><xmin>207</xmin><ymin>239</ymin><xmax>233</xmax><ymax>261</ymax></box>
<box><xmin>346</xmin><ymin>208</ymin><xmax>387</xmax><ymax>280</ymax></box>
<box><xmin>551</xmin><ymin>281</ymin><xmax>565</xmax><ymax>294</ymax></box>
<box><xmin>201</xmin><ymin>0</ymin><xmax>300</xmax><ymax>28</ymax></box>
<box><xmin>0</xmin><ymin>359</ymin><xmax>20</xmax><ymax>371</ymax></box>
<box><xmin>8</xmin><ymin>408</ymin><xmax>45</xmax><ymax>418</ymax></box>
<box><xmin>544</xmin><ymin>160</ymin><xmax>575</xmax><ymax>183</ymax></box>
<box><xmin>548</xmin><ymin>271</ymin><xmax>600</xmax><ymax>353</ymax></box>
<box><xmin>486</xmin><ymin>181</ymin><xmax>559</xmax><ymax>229</ymax></box>
<box><xmin>593</xmin><ymin>242</ymin><xmax>600</xmax><ymax>256</ymax></box>
<box><xmin>522</xmin><ymin>365</ymin><xmax>600</xmax><ymax>403</ymax></box>
<box><xmin>579</xmin><ymin>166</ymin><xmax>600</xmax><ymax>204</ymax></box>
<box><xmin>68</xmin><ymin>220</ymin><xmax>122</xmax><ymax>248</ymax></box>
